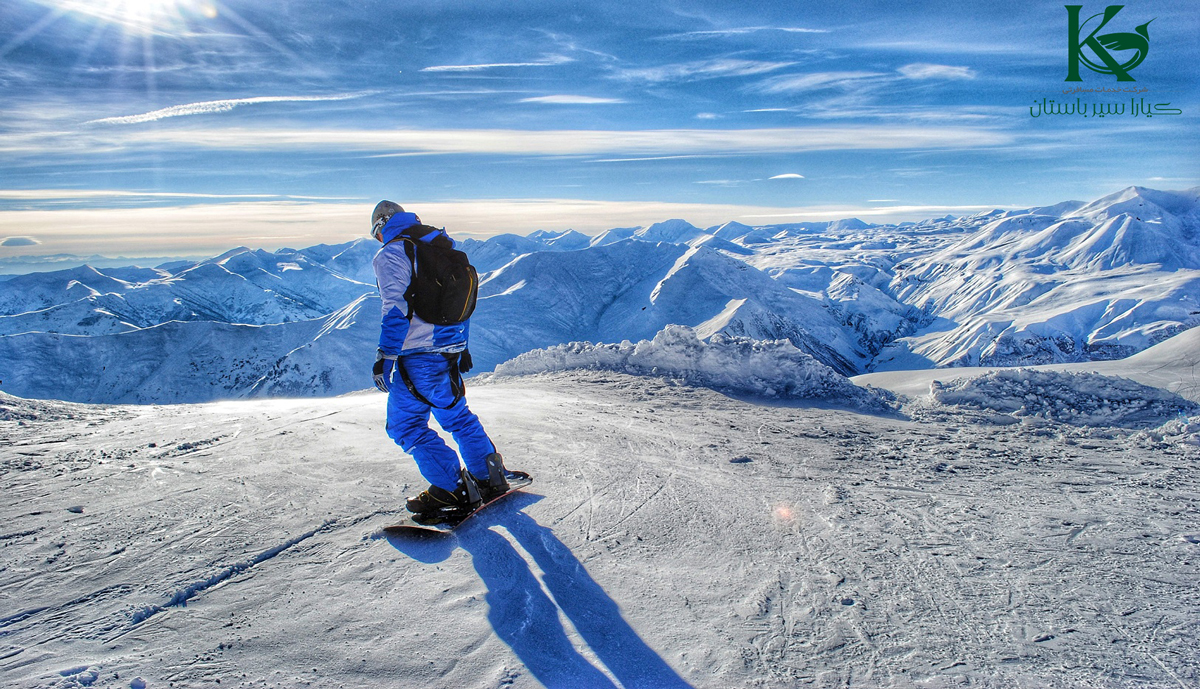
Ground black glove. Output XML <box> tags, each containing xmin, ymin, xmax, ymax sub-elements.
<box><xmin>373</xmin><ymin>351</ymin><xmax>396</xmax><ymax>393</ymax></box>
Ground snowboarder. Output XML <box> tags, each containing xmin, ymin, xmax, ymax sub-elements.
<box><xmin>369</xmin><ymin>200</ymin><xmax>513</xmax><ymax>518</ymax></box>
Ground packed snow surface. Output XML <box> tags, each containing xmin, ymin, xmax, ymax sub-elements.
<box><xmin>3</xmin><ymin>371</ymin><xmax>1199</xmax><ymax>688</ymax></box>
<box><xmin>492</xmin><ymin>325</ymin><xmax>890</xmax><ymax>410</ymax></box>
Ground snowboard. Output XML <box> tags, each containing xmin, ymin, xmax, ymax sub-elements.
<box><xmin>384</xmin><ymin>471</ymin><xmax>533</xmax><ymax>536</ymax></box>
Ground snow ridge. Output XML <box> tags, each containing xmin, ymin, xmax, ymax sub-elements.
<box><xmin>493</xmin><ymin>325</ymin><xmax>892</xmax><ymax>410</ymax></box>
<box><xmin>929</xmin><ymin>369</ymin><xmax>1199</xmax><ymax>428</ymax></box>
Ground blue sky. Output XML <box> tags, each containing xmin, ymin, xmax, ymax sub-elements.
<box><xmin>0</xmin><ymin>0</ymin><xmax>1197</xmax><ymax>257</ymax></box>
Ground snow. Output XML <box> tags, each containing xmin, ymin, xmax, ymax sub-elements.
<box><xmin>926</xmin><ymin>369</ymin><xmax>1197</xmax><ymax>429</ymax></box>
<box><xmin>883</xmin><ymin>187</ymin><xmax>1200</xmax><ymax>368</ymax></box>
<box><xmin>2</xmin><ymin>370</ymin><xmax>1198</xmax><ymax>687</ymax></box>
<box><xmin>633</xmin><ymin>219</ymin><xmax>706</xmax><ymax>245</ymax></box>
<box><xmin>6</xmin><ymin>186</ymin><xmax>1200</xmax><ymax>686</ymax></box>
<box><xmin>471</xmin><ymin>240</ymin><xmax>866</xmax><ymax>376</ymax></box>
<box><xmin>491</xmin><ymin>325</ymin><xmax>891</xmax><ymax>410</ymax></box>
<box><xmin>854</xmin><ymin>324</ymin><xmax>1200</xmax><ymax>405</ymax></box>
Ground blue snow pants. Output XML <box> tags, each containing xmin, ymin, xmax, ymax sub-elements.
<box><xmin>385</xmin><ymin>352</ymin><xmax>495</xmax><ymax>491</ymax></box>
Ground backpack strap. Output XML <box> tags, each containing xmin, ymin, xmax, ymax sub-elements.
<box><xmin>400</xmin><ymin>238</ymin><xmax>417</xmax><ymax>320</ymax></box>
<box><xmin>395</xmin><ymin>353</ymin><xmax>465</xmax><ymax>410</ymax></box>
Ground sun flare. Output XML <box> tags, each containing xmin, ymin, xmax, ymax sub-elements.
<box><xmin>48</xmin><ymin>0</ymin><xmax>217</xmax><ymax>32</ymax></box>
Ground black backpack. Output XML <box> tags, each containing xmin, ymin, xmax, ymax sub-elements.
<box><xmin>386</xmin><ymin>224</ymin><xmax>478</xmax><ymax>326</ymax></box>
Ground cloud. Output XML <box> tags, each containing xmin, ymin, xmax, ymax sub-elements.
<box><xmin>740</xmin><ymin>203</ymin><xmax>1013</xmax><ymax>220</ymax></box>
<box><xmin>421</xmin><ymin>56</ymin><xmax>573</xmax><ymax>72</ymax></box>
<box><xmin>752</xmin><ymin>64</ymin><xmax>974</xmax><ymax>101</ymax></box>
<box><xmin>897</xmin><ymin>63</ymin><xmax>976</xmax><ymax>80</ymax></box>
<box><xmin>618</xmin><ymin>58</ymin><xmax>796</xmax><ymax>83</ymax></box>
<box><xmin>769</xmin><ymin>174</ymin><xmax>805</xmax><ymax>180</ymax></box>
<box><xmin>659</xmin><ymin>26</ymin><xmax>829</xmax><ymax>40</ymax></box>
<box><xmin>756</xmin><ymin>71</ymin><xmax>886</xmax><ymax>93</ymax></box>
<box><xmin>518</xmin><ymin>95</ymin><xmax>625</xmax><ymax>105</ymax></box>
<box><xmin>2</xmin><ymin>236</ymin><xmax>39</xmax><ymax>246</ymax></box>
<box><xmin>0</xmin><ymin>198</ymin><xmax>1016</xmax><ymax>256</ymax></box>
<box><xmin>105</xmin><ymin>125</ymin><xmax>1014</xmax><ymax>156</ymax></box>
<box><xmin>860</xmin><ymin>39</ymin><xmax>1049</xmax><ymax>57</ymax></box>
<box><xmin>87</xmin><ymin>93</ymin><xmax>376</xmax><ymax>125</ymax></box>
<box><xmin>0</xmin><ymin>189</ymin><xmax>360</xmax><ymax>203</ymax></box>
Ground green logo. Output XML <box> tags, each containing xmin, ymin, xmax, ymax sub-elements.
<box><xmin>1065</xmin><ymin>5</ymin><xmax>1153</xmax><ymax>82</ymax></box>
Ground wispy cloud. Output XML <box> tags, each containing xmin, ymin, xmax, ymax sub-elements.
<box><xmin>0</xmin><ymin>197</ymin><xmax>1016</xmax><ymax>256</ymax></box>
<box><xmin>590</xmin><ymin>155</ymin><xmax>722</xmax><ymax>163</ymax></box>
<box><xmin>741</xmin><ymin>203</ymin><xmax>1011</xmax><ymax>219</ymax></box>
<box><xmin>618</xmin><ymin>58</ymin><xmax>796</xmax><ymax>83</ymax></box>
<box><xmin>753</xmin><ymin>63</ymin><xmax>976</xmax><ymax>100</ymax></box>
<box><xmin>660</xmin><ymin>26</ymin><xmax>829</xmax><ymax>40</ymax></box>
<box><xmin>756</xmin><ymin>71</ymin><xmax>887</xmax><ymax>93</ymax></box>
<box><xmin>421</xmin><ymin>56</ymin><xmax>573</xmax><ymax>72</ymax></box>
<box><xmin>769</xmin><ymin>173</ymin><xmax>805</xmax><ymax>180</ymax></box>
<box><xmin>0</xmin><ymin>190</ymin><xmax>363</xmax><ymax>206</ymax></box>
<box><xmin>897</xmin><ymin>63</ymin><xmax>976</xmax><ymax>80</ymax></box>
<box><xmin>798</xmin><ymin>104</ymin><xmax>1012</xmax><ymax>123</ymax></box>
<box><xmin>519</xmin><ymin>95</ymin><xmax>625</xmax><ymax>105</ymax></box>
<box><xmin>0</xmin><ymin>202</ymin><xmax>366</xmax><ymax>257</ymax></box>
<box><xmin>859</xmin><ymin>39</ymin><xmax>1052</xmax><ymax>57</ymax></box>
<box><xmin>87</xmin><ymin>93</ymin><xmax>376</xmax><ymax>125</ymax></box>
<box><xmin>100</xmin><ymin>125</ymin><xmax>1014</xmax><ymax>156</ymax></box>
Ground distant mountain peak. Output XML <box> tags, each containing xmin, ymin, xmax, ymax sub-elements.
<box><xmin>210</xmin><ymin>246</ymin><xmax>254</xmax><ymax>264</ymax></box>
<box><xmin>829</xmin><ymin>218</ymin><xmax>872</xmax><ymax>231</ymax></box>
<box><xmin>635</xmin><ymin>219</ymin><xmax>708</xmax><ymax>244</ymax></box>
<box><xmin>1070</xmin><ymin>185</ymin><xmax>1199</xmax><ymax>222</ymax></box>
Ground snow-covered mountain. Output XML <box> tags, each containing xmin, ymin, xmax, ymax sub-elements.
<box><xmin>2</xmin><ymin>185</ymin><xmax>1198</xmax><ymax>403</ymax></box>
<box><xmin>0</xmin><ymin>245</ymin><xmax>375</xmax><ymax>336</ymax></box>
<box><xmin>0</xmin><ymin>296</ymin><xmax>378</xmax><ymax>403</ymax></box>
<box><xmin>879</xmin><ymin>186</ymin><xmax>1200</xmax><ymax>369</ymax></box>
<box><xmin>469</xmin><ymin>240</ymin><xmax>867</xmax><ymax>374</ymax></box>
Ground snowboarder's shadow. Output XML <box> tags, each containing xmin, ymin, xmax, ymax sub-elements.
<box><xmin>386</xmin><ymin>493</ymin><xmax>692</xmax><ymax>689</ymax></box>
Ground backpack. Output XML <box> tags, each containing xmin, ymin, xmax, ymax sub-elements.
<box><xmin>387</xmin><ymin>224</ymin><xmax>478</xmax><ymax>326</ymax></box>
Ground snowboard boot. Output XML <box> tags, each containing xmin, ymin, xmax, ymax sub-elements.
<box><xmin>473</xmin><ymin>452</ymin><xmax>511</xmax><ymax>503</ymax></box>
<box><xmin>406</xmin><ymin>480</ymin><xmax>476</xmax><ymax>515</ymax></box>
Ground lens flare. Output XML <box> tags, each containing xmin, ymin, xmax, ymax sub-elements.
<box><xmin>773</xmin><ymin>504</ymin><xmax>795</xmax><ymax>522</ymax></box>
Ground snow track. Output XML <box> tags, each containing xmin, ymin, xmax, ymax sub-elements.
<box><xmin>2</xmin><ymin>373</ymin><xmax>1198</xmax><ymax>687</ymax></box>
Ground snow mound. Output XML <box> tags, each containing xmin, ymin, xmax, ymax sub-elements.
<box><xmin>929</xmin><ymin>369</ymin><xmax>1198</xmax><ymax>428</ymax></box>
<box><xmin>0</xmin><ymin>390</ymin><xmax>114</xmax><ymax>422</ymax></box>
<box><xmin>492</xmin><ymin>325</ymin><xmax>892</xmax><ymax>409</ymax></box>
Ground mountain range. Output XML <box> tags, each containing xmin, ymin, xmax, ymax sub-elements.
<box><xmin>1</xmin><ymin>185</ymin><xmax>1197</xmax><ymax>404</ymax></box>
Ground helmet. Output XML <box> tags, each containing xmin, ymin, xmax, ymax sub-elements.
<box><xmin>371</xmin><ymin>200</ymin><xmax>404</xmax><ymax>241</ymax></box>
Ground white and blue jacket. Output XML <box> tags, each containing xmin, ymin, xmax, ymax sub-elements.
<box><xmin>372</xmin><ymin>212</ymin><xmax>469</xmax><ymax>357</ymax></box>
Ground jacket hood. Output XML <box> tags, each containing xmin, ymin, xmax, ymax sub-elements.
<box><xmin>379</xmin><ymin>212</ymin><xmax>422</xmax><ymax>244</ymax></box>
<box><xmin>379</xmin><ymin>213</ymin><xmax>456</xmax><ymax>248</ymax></box>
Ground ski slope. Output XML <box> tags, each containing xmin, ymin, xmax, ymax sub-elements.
<box><xmin>3</xmin><ymin>366</ymin><xmax>1197</xmax><ymax>688</ymax></box>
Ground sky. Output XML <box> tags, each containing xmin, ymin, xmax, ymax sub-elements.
<box><xmin>0</xmin><ymin>0</ymin><xmax>1197</xmax><ymax>259</ymax></box>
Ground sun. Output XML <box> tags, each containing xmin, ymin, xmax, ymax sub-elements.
<box><xmin>44</xmin><ymin>0</ymin><xmax>217</xmax><ymax>33</ymax></box>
